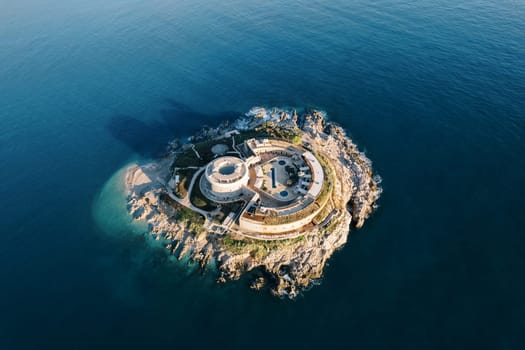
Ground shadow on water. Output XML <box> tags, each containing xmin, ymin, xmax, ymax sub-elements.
<box><xmin>107</xmin><ymin>99</ymin><xmax>241</xmax><ymax>157</ymax></box>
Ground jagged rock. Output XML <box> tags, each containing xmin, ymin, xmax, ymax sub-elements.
<box><xmin>250</xmin><ymin>277</ymin><xmax>265</xmax><ymax>290</ymax></box>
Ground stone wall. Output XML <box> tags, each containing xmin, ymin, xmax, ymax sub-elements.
<box><xmin>238</xmin><ymin>204</ymin><xmax>323</xmax><ymax>234</ymax></box>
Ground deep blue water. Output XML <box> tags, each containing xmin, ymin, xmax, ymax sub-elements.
<box><xmin>1</xmin><ymin>0</ymin><xmax>524</xmax><ymax>348</ymax></box>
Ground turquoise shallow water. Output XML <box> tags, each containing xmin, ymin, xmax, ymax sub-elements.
<box><xmin>1</xmin><ymin>0</ymin><xmax>524</xmax><ymax>348</ymax></box>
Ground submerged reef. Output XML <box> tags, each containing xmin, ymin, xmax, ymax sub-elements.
<box><xmin>125</xmin><ymin>107</ymin><xmax>381</xmax><ymax>298</ymax></box>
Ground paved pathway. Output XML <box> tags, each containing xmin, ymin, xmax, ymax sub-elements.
<box><xmin>231</xmin><ymin>135</ymin><xmax>243</xmax><ymax>158</ymax></box>
<box><xmin>164</xmin><ymin>166</ymin><xmax>214</xmax><ymax>225</ymax></box>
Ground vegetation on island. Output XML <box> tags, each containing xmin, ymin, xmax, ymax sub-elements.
<box><xmin>256</xmin><ymin>122</ymin><xmax>302</xmax><ymax>144</ymax></box>
<box><xmin>159</xmin><ymin>192</ymin><xmax>206</xmax><ymax>235</ymax></box>
<box><xmin>189</xmin><ymin>173</ymin><xmax>218</xmax><ymax>211</ymax></box>
<box><xmin>175</xmin><ymin>205</ymin><xmax>206</xmax><ymax>236</ymax></box>
<box><xmin>171</xmin><ymin>138</ymin><xmax>228</xmax><ymax>169</ymax></box>
<box><xmin>231</xmin><ymin>123</ymin><xmax>302</xmax><ymax>146</ymax></box>
<box><xmin>173</xmin><ymin>168</ymin><xmax>196</xmax><ymax>198</ymax></box>
<box><xmin>222</xmin><ymin>235</ymin><xmax>305</xmax><ymax>258</ymax></box>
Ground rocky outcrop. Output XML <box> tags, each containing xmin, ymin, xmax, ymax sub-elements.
<box><xmin>125</xmin><ymin>107</ymin><xmax>381</xmax><ymax>298</ymax></box>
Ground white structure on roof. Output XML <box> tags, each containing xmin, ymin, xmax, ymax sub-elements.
<box><xmin>200</xmin><ymin>156</ymin><xmax>249</xmax><ymax>202</ymax></box>
<box><xmin>302</xmin><ymin>151</ymin><xmax>324</xmax><ymax>199</ymax></box>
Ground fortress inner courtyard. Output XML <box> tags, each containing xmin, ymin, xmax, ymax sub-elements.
<box><xmin>196</xmin><ymin>137</ymin><xmax>329</xmax><ymax>237</ymax></box>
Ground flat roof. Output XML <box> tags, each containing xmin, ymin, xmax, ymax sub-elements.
<box><xmin>302</xmin><ymin>151</ymin><xmax>324</xmax><ymax>199</ymax></box>
<box><xmin>206</xmin><ymin>156</ymin><xmax>247</xmax><ymax>184</ymax></box>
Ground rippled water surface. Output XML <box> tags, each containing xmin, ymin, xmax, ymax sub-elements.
<box><xmin>1</xmin><ymin>0</ymin><xmax>524</xmax><ymax>348</ymax></box>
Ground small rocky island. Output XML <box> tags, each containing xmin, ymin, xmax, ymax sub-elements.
<box><xmin>126</xmin><ymin>107</ymin><xmax>381</xmax><ymax>298</ymax></box>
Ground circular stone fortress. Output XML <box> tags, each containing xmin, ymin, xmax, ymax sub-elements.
<box><xmin>200</xmin><ymin>138</ymin><xmax>329</xmax><ymax>238</ymax></box>
<box><xmin>201</xmin><ymin>156</ymin><xmax>249</xmax><ymax>202</ymax></box>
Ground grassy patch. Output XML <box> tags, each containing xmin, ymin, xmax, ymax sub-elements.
<box><xmin>173</xmin><ymin>168</ymin><xmax>196</xmax><ymax>198</ymax></box>
<box><xmin>174</xmin><ymin>202</ymin><xmax>206</xmax><ymax>236</ymax></box>
<box><xmin>221</xmin><ymin>234</ymin><xmax>305</xmax><ymax>257</ymax></box>
<box><xmin>253</xmin><ymin>202</ymin><xmax>321</xmax><ymax>225</ymax></box>
<box><xmin>234</xmin><ymin>129</ymin><xmax>271</xmax><ymax>144</ymax></box>
<box><xmin>194</xmin><ymin>139</ymin><xmax>224</xmax><ymax>163</ymax></box>
<box><xmin>190</xmin><ymin>173</ymin><xmax>218</xmax><ymax>211</ymax></box>
<box><xmin>313</xmin><ymin>200</ymin><xmax>334</xmax><ymax>225</ymax></box>
<box><xmin>174</xmin><ymin>204</ymin><xmax>204</xmax><ymax>223</ymax></box>
<box><xmin>172</xmin><ymin>148</ymin><xmax>203</xmax><ymax>168</ymax></box>
<box><xmin>173</xmin><ymin>139</ymin><xmax>235</xmax><ymax>169</ymax></box>
<box><xmin>255</xmin><ymin>122</ymin><xmax>302</xmax><ymax>142</ymax></box>
<box><xmin>159</xmin><ymin>192</ymin><xmax>205</xmax><ymax>234</ymax></box>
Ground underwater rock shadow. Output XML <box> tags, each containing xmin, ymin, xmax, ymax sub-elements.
<box><xmin>107</xmin><ymin>99</ymin><xmax>240</xmax><ymax>157</ymax></box>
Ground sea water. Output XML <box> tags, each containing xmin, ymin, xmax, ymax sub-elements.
<box><xmin>1</xmin><ymin>0</ymin><xmax>524</xmax><ymax>348</ymax></box>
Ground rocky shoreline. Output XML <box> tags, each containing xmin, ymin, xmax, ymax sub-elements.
<box><xmin>125</xmin><ymin>108</ymin><xmax>381</xmax><ymax>298</ymax></box>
